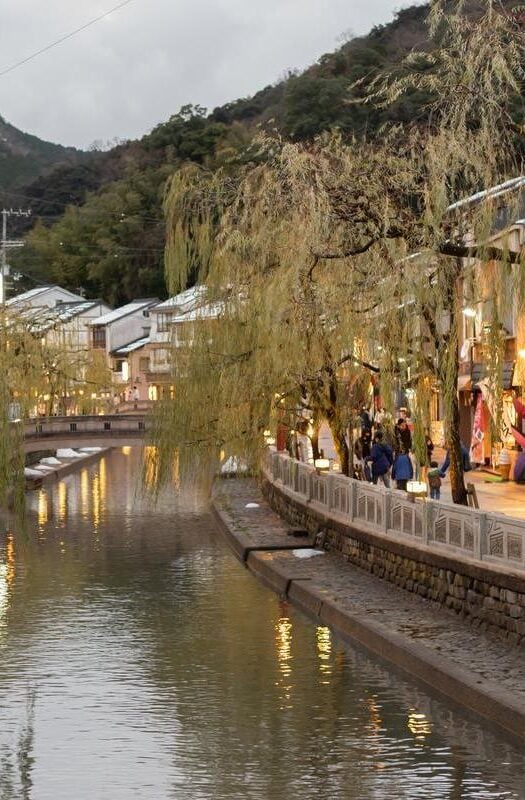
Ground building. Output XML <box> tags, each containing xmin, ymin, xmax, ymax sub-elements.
<box><xmin>436</xmin><ymin>178</ymin><xmax>525</xmax><ymax>463</ymax></box>
<box><xmin>30</xmin><ymin>300</ymin><xmax>113</xmax><ymax>352</ymax></box>
<box><xmin>87</xmin><ymin>299</ymin><xmax>158</xmax><ymax>401</ymax></box>
<box><xmin>144</xmin><ymin>287</ymin><xmax>209</xmax><ymax>400</ymax></box>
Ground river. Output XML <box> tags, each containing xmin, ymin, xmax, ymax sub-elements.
<box><xmin>0</xmin><ymin>447</ymin><xmax>521</xmax><ymax>799</ymax></box>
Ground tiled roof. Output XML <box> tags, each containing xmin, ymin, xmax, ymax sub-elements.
<box><xmin>152</xmin><ymin>286</ymin><xmax>207</xmax><ymax>313</ymax></box>
<box><xmin>6</xmin><ymin>285</ymin><xmax>85</xmax><ymax>306</ymax></box>
<box><xmin>88</xmin><ymin>299</ymin><xmax>158</xmax><ymax>326</ymax></box>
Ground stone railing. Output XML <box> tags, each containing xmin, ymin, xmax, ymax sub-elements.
<box><xmin>265</xmin><ymin>451</ymin><xmax>525</xmax><ymax>574</ymax></box>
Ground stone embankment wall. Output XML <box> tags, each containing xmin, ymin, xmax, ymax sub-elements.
<box><xmin>262</xmin><ymin>478</ymin><xmax>525</xmax><ymax>646</ymax></box>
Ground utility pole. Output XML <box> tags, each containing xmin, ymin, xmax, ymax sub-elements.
<box><xmin>1</xmin><ymin>208</ymin><xmax>31</xmax><ymax>304</ymax></box>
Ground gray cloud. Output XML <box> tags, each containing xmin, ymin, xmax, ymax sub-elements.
<box><xmin>0</xmin><ymin>0</ymin><xmax>425</xmax><ymax>148</ymax></box>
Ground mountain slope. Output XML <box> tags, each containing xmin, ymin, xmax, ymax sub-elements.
<box><xmin>8</xmin><ymin>1</ymin><xmax>523</xmax><ymax>304</ymax></box>
<box><xmin>0</xmin><ymin>115</ymin><xmax>87</xmax><ymax>195</ymax></box>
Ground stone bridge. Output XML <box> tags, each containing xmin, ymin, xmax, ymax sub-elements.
<box><xmin>21</xmin><ymin>414</ymin><xmax>151</xmax><ymax>453</ymax></box>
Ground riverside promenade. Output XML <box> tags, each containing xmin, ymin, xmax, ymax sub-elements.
<box><xmin>317</xmin><ymin>423</ymin><xmax>525</xmax><ymax>518</ymax></box>
<box><xmin>213</xmin><ymin>477</ymin><xmax>525</xmax><ymax>743</ymax></box>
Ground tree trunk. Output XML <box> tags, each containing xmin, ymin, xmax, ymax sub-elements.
<box><xmin>445</xmin><ymin>381</ymin><xmax>468</xmax><ymax>505</ymax></box>
<box><xmin>310</xmin><ymin>413</ymin><xmax>321</xmax><ymax>460</ymax></box>
<box><xmin>327</xmin><ymin>414</ymin><xmax>350</xmax><ymax>476</ymax></box>
<box><xmin>440</xmin><ymin>258</ymin><xmax>468</xmax><ymax>506</ymax></box>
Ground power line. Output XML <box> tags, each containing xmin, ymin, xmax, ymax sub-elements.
<box><xmin>0</xmin><ymin>0</ymin><xmax>135</xmax><ymax>79</ymax></box>
<box><xmin>1</xmin><ymin>208</ymin><xmax>31</xmax><ymax>303</ymax></box>
<box><xmin>0</xmin><ymin>189</ymin><xmax>165</xmax><ymax>224</ymax></box>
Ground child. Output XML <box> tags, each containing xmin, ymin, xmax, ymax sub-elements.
<box><xmin>428</xmin><ymin>460</ymin><xmax>442</xmax><ymax>500</ymax></box>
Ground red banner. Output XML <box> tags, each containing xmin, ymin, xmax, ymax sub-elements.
<box><xmin>470</xmin><ymin>393</ymin><xmax>484</xmax><ymax>463</ymax></box>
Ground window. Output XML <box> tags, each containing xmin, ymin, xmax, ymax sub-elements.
<box><xmin>92</xmin><ymin>326</ymin><xmax>106</xmax><ymax>349</ymax></box>
<box><xmin>139</xmin><ymin>357</ymin><xmax>150</xmax><ymax>372</ymax></box>
<box><xmin>153</xmin><ymin>348</ymin><xmax>169</xmax><ymax>365</ymax></box>
<box><xmin>157</xmin><ymin>313</ymin><xmax>171</xmax><ymax>333</ymax></box>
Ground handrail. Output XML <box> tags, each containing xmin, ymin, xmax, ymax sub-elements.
<box><xmin>22</xmin><ymin>414</ymin><xmax>150</xmax><ymax>438</ymax></box>
<box><xmin>265</xmin><ymin>451</ymin><xmax>525</xmax><ymax>574</ymax></box>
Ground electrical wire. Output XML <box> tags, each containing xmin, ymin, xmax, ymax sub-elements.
<box><xmin>1</xmin><ymin>188</ymin><xmax>165</xmax><ymax>224</ymax></box>
<box><xmin>0</xmin><ymin>0</ymin><xmax>135</xmax><ymax>79</ymax></box>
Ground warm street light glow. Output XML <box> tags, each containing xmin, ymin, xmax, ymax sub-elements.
<box><xmin>407</xmin><ymin>480</ymin><xmax>427</xmax><ymax>495</ymax></box>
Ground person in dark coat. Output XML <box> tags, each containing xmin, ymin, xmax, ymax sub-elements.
<box><xmin>367</xmin><ymin>432</ymin><xmax>393</xmax><ymax>487</ymax></box>
<box><xmin>395</xmin><ymin>418</ymin><xmax>412</xmax><ymax>455</ymax></box>
<box><xmin>392</xmin><ymin>452</ymin><xmax>413</xmax><ymax>491</ymax></box>
<box><xmin>358</xmin><ymin>428</ymin><xmax>372</xmax><ymax>460</ymax></box>
<box><xmin>425</xmin><ymin>433</ymin><xmax>434</xmax><ymax>465</ymax></box>
<box><xmin>360</xmin><ymin>407</ymin><xmax>372</xmax><ymax>431</ymax></box>
<box><xmin>439</xmin><ymin>444</ymin><xmax>471</xmax><ymax>478</ymax></box>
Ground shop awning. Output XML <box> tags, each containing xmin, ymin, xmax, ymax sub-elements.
<box><xmin>471</xmin><ymin>361</ymin><xmax>516</xmax><ymax>389</ymax></box>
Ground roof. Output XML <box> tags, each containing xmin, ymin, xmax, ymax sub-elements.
<box><xmin>6</xmin><ymin>286</ymin><xmax>51</xmax><ymax>305</ymax></box>
<box><xmin>88</xmin><ymin>299</ymin><xmax>158</xmax><ymax>327</ymax></box>
<box><xmin>447</xmin><ymin>177</ymin><xmax>525</xmax><ymax>213</ymax></box>
<box><xmin>112</xmin><ymin>336</ymin><xmax>150</xmax><ymax>356</ymax></box>
<box><xmin>6</xmin><ymin>285</ymin><xmax>85</xmax><ymax>307</ymax></box>
<box><xmin>28</xmin><ymin>301</ymin><xmax>104</xmax><ymax>333</ymax></box>
<box><xmin>152</xmin><ymin>286</ymin><xmax>207</xmax><ymax>313</ymax></box>
<box><xmin>170</xmin><ymin>301</ymin><xmax>224</xmax><ymax>323</ymax></box>
<box><xmin>53</xmin><ymin>301</ymin><xmax>104</xmax><ymax>322</ymax></box>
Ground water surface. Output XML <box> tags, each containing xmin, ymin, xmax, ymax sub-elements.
<box><xmin>0</xmin><ymin>448</ymin><xmax>522</xmax><ymax>799</ymax></box>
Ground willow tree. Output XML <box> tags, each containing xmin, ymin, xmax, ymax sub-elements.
<box><xmin>364</xmin><ymin>0</ymin><xmax>525</xmax><ymax>503</ymax></box>
<box><xmin>0</xmin><ymin>310</ymin><xmax>50</xmax><ymax>515</ymax></box>
<box><xmin>159</xmin><ymin>0</ymin><xmax>525</xmax><ymax>502</ymax></box>
<box><xmin>0</xmin><ymin>307</ymin><xmax>115</xmax><ymax>514</ymax></box>
<box><xmin>159</xmin><ymin>132</ymin><xmax>417</xmax><ymax>481</ymax></box>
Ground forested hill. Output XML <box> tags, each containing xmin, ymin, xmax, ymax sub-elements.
<box><xmin>0</xmin><ymin>115</ymin><xmax>86</xmax><ymax>194</ymax></box>
<box><xmin>5</xmin><ymin>1</ymin><xmax>508</xmax><ymax>305</ymax></box>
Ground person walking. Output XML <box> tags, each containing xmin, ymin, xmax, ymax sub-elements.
<box><xmin>395</xmin><ymin>418</ymin><xmax>412</xmax><ymax>455</ymax></box>
<box><xmin>367</xmin><ymin>432</ymin><xmax>393</xmax><ymax>488</ymax></box>
<box><xmin>392</xmin><ymin>451</ymin><xmax>413</xmax><ymax>491</ymax></box>
<box><xmin>425</xmin><ymin>432</ymin><xmax>434</xmax><ymax>465</ymax></box>
<box><xmin>427</xmin><ymin>461</ymin><xmax>442</xmax><ymax>500</ymax></box>
<box><xmin>439</xmin><ymin>443</ymin><xmax>471</xmax><ymax>477</ymax></box>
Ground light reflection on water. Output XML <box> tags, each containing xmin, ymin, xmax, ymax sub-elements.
<box><xmin>0</xmin><ymin>448</ymin><xmax>520</xmax><ymax>799</ymax></box>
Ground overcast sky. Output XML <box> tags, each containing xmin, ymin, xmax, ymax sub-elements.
<box><xmin>0</xmin><ymin>0</ymin><xmax>424</xmax><ymax>149</ymax></box>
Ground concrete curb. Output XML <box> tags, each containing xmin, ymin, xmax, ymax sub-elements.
<box><xmin>25</xmin><ymin>449</ymin><xmax>111</xmax><ymax>490</ymax></box>
<box><xmin>212</xmin><ymin>495</ymin><xmax>525</xmax><ymax>744</ymax></box>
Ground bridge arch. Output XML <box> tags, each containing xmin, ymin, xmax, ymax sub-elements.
<box><xmin>22</xmin><ymin>414</ymin><xmax>151</xmax><ymax>453</ymax></box>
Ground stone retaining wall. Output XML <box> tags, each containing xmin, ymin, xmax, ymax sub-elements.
<box><xmin>262</xmin><ymin>477</ymin><xmax>525</xmax><ymax>646</ymax></box>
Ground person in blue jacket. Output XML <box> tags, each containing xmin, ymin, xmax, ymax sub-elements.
<box><xmin>392</xmin><ymin>452</ymin><xmax>413</xmax><ymax>491</ymax></box>
<box><xmin>367</xmin><ymin>432</ymin><xmax>393</xmax><ymax>487</ymax></box>
<box><xmin>439</xmin><ymin>443</ymin><xmax>471</xmax><ymax>478</ymax></box>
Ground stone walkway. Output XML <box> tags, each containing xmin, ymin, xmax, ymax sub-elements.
<box><xmin>318</xmin><ymin>423</ymin><xmax>525</xmax><ymax>519</ymax></box>
<box><xmin>213</xmin><ymin>478</ymin><xmax>525</xmax><ymax>740</ymax></box>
